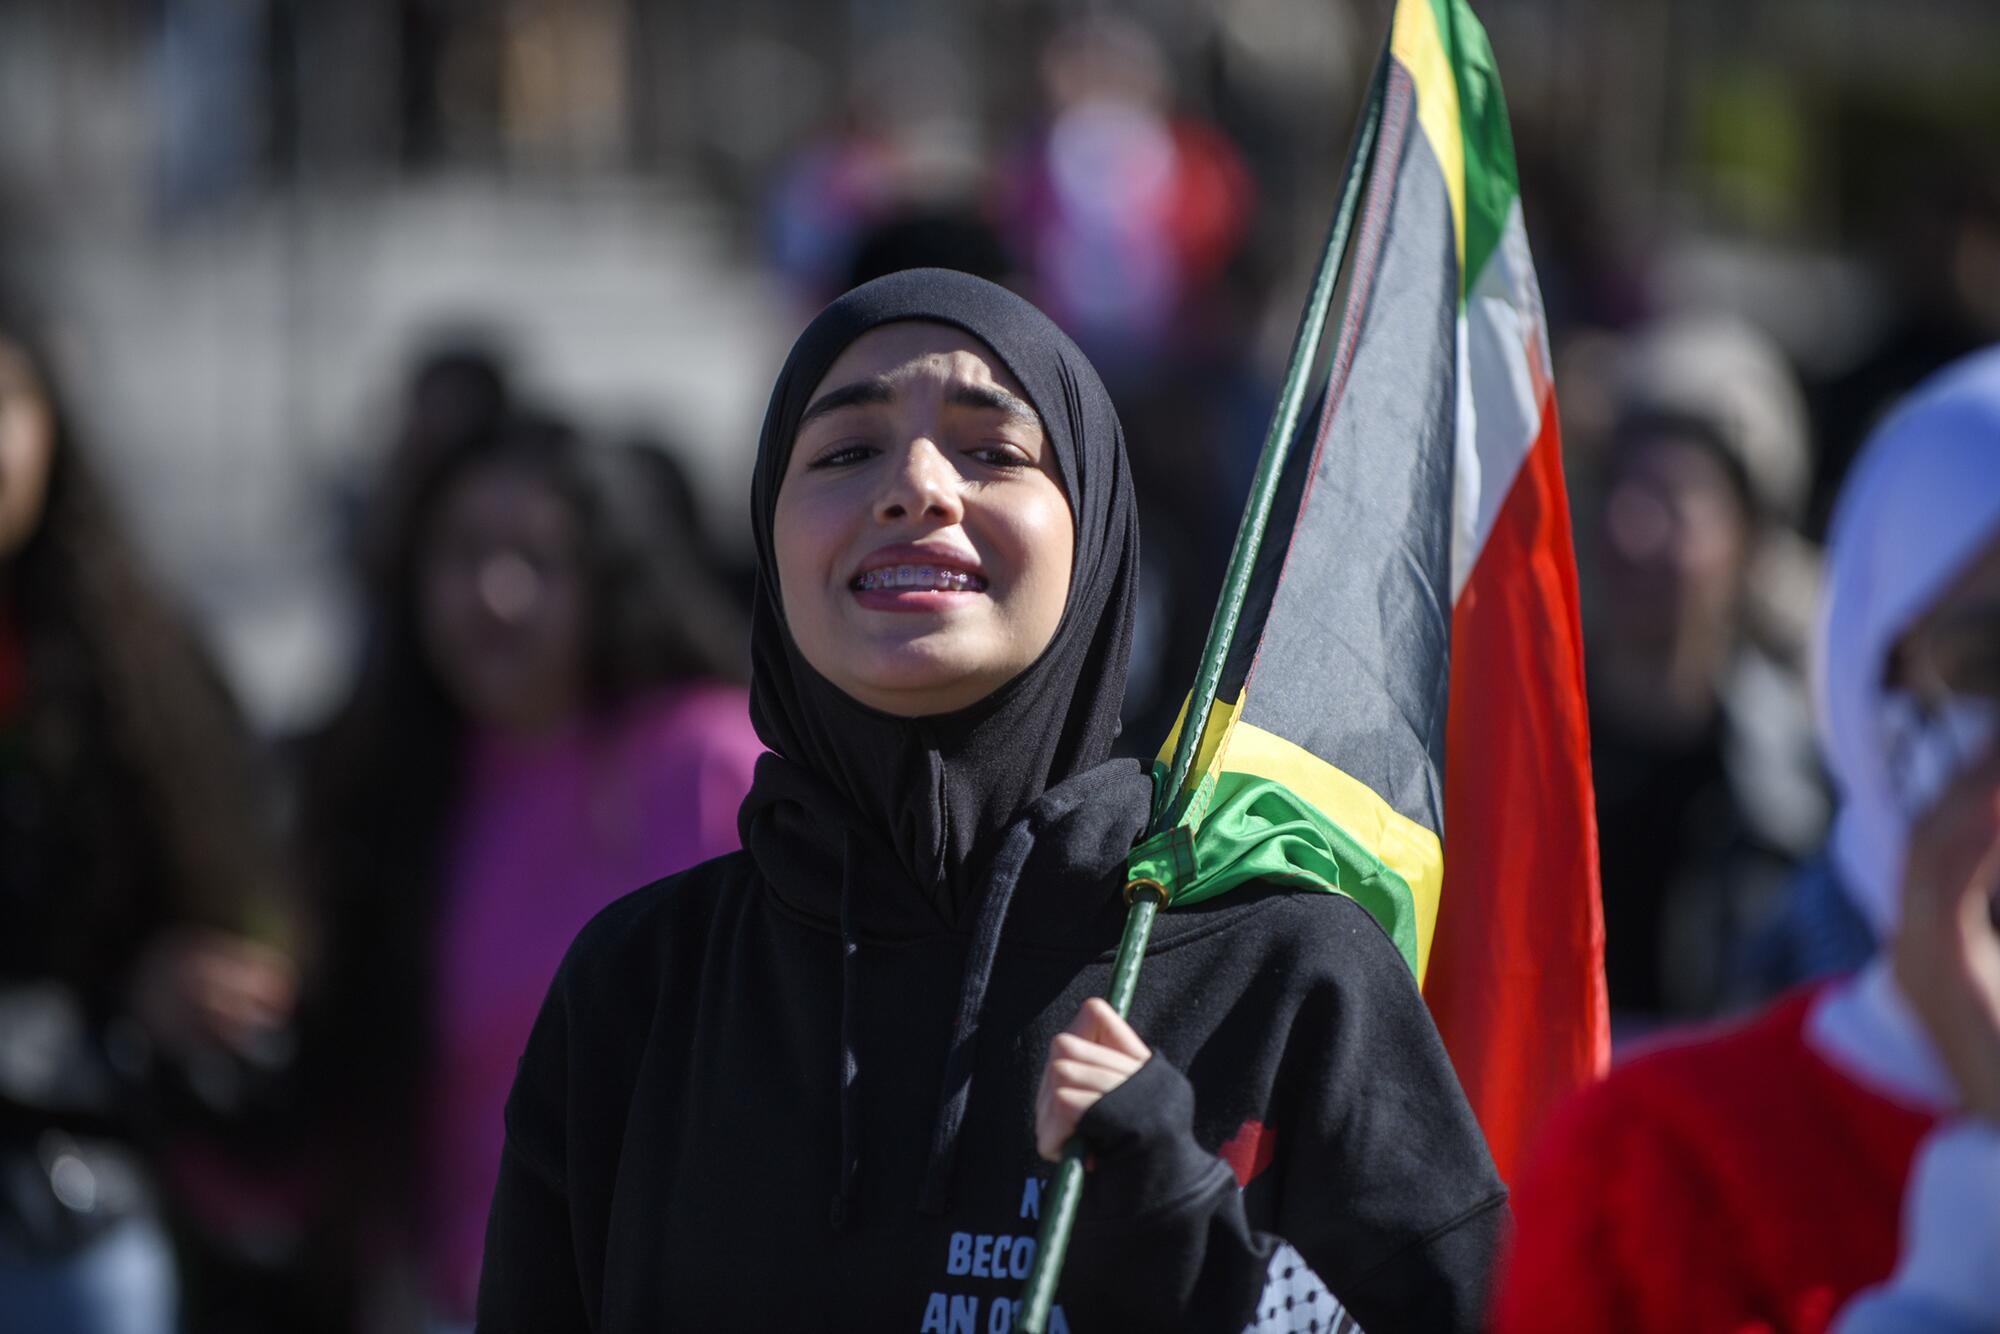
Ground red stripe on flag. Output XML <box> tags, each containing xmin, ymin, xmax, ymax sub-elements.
<box><xmin>1425</xmin><ymin>389</ymin><xmax>1608</xmax><ymax>1183</ymax></box>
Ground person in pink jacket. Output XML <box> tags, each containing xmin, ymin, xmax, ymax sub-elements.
<box><xmin>299</xmin><ymin>412</ymin><xmax>763</xmax><ymax>1333</ymax></box>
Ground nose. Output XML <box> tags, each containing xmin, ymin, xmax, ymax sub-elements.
<box><xmin>875</xmin><ymin>438</ymin><xmax>964</xmax><ymax>526</ymax></box>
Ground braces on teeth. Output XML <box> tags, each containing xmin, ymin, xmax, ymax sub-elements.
<box><xmin>854</xmin><ymin>565</ymin><xmax>984</xmax><ymax>592</ymax></box>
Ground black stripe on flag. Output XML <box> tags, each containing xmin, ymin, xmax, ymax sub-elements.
<box><xmin>1220</xmin><ymin>60</ymin><xmax>1459</xmax><ymax>836</ymax></box>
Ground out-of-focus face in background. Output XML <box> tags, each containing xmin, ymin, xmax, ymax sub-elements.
<box><xmin>1885</xmin><ymin>525</ymin><xmax>2000</xmax><ymax>941</ymax></box>
<box><xmin>1894</xmin><ymin>527</ymin><xmax>2000</xmax><ymax>709</ymax></box>
<box><xmin>0</xmin><ymin>337</ymin><xmax>54</xmax><ymax>560</ymax></box>
<box><xmin>417</xmin><ymin>458</ymin><xmax>587</xmax><ymax>735</ymax></box>
<box><xmin>1597</xmin><ymin>430</ymin><xmax>1752</xmax><ymax>670</ymax></box>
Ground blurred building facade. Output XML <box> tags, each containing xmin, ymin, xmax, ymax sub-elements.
<box><xmin>0</xmin><ymin>3</ymin><xmax>1997</xmax><ymax>1329</ymax></box>
<box><xmin>3</xmin><ymin>0</ymin><xmax>1997</xmax><ymax>734</ymax></box>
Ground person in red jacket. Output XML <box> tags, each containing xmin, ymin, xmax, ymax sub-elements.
<box><xmin>1492</xmin><ymin>346</ymin><xmax>2000</xmax><ymax>1334</ymax></box>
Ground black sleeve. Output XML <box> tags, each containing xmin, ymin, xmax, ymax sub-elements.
<box><xmin>474</xmin><ymin>966</ymin><xmax>591</xmax><ymax>1334</ymax></box>
<box><xmin>1060</xmin><ymin>1055</ymin><xmax>1263</xmax><ymax>1329</ymax></box>
<box><xmin>479</xmin><ymin>1139</ymin><xmax>590</xmax><ymax>1334</ymax></box>
<box><xmin>1061</xmin><ymin>901</ymin><xmax>1508</xmax><ymax>1333</ymax></box>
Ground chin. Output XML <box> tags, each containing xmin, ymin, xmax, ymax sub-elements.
<box><xmin>841</xmin><ymin>648</ymin><xmax>1011</xmax><ymax>715</ymax></box>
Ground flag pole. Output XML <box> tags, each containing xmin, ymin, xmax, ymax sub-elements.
<box><xmin>1012</xmin><ymin>51</ymin><xmax>1390</xmax><ymax>1334</ymax></box>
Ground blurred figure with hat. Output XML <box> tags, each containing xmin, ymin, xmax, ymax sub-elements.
<box><xmin>1586</xmin><ymin>312</ymin><xmax>1831</xmax><ymax>1031</ymax></box>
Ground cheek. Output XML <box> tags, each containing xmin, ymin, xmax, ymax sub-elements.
<box><xmin>1601</xmin><ymin>483</ymin><xmax>1674</xmax><ymax>569</ymax></box>
<box><xmin>994</xmin><ymin>490</ymin><xmax>1075</xmax><ymax>635</ymax></box>
<box><xmin>1676</xmin><ymin>500</ymin><xmax>1748</xmax><ymax>583</ymax></box>
<box><xmin>772</xmin><ymin>488</ymin><xmax>846</xmax><ymax>615</ymax></box>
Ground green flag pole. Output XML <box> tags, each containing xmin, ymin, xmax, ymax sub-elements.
<box><xmin>1011</xmin><ymin>52</ymin><xmax>1390</xmax><ymax>1334</ymax></box>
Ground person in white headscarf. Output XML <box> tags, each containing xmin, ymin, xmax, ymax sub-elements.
<box><xmin>1816</xmin><ymin>347</ymin><xmax>2000</xmax><ymax>1331</ymax></box>
<box><xmin>1492</xmin><ymin>346</ymin><xmax>2000</xmax><ymax>1334</ymax></box>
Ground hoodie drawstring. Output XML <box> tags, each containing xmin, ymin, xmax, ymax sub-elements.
<box><xmin>917</xmin><ymin>816</ymin><xmax>1040</xmax><ymax>1215</ymax></box>
<box><xmin>830</xmin><ymin>830</ymin><xmax>862</xmax><ymax>1231</ymax></box>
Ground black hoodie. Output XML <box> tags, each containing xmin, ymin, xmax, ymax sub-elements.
<box><xmin>476</xmin><ymin>271</ymin><xmax>1505</xmax><ymax>1333</ymax></box>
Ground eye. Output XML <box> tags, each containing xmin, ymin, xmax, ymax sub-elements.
<box><xmin>969</xmin><ymin>443</ymin><xmax>1033</xmax><ymax>469</ymax></box>
<box><xmin>805</xmin><ymin>442</ymin><xmax>877</xmax><ymax>470</ymax></box>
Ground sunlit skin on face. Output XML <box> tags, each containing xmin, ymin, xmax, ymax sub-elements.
<box><xmin>417</xmin><ymin>461</ymin><xmax>588</xmax><ymax>737</ymax></box>
<box><xmin>773</xmin><ymin>322</ymin><xmax>1075</xmax><ymax>717</ymax></box>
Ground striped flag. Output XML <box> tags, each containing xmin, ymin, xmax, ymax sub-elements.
<box><xmin>1129</xmin><ymin>0</ymin><xmax>1606</xmax><ymax>1179</ymax></box>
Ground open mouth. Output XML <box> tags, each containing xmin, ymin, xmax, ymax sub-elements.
<box><xmin>850</xmin><ymin>564</ymin><xmax>988</xmax><ymax>593</ymax></box>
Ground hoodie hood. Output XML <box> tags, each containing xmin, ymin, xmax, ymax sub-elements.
<box><xmin>736</xmin><ymin>269</ymin><xmax>1150</xmax><ymax>1223</ymax></box>
<box><xmin>1816</xmin><ymin>345</ymin><xmax>2000</xmax><ymax>936</ymax></box>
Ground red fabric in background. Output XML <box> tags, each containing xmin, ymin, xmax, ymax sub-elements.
<box><xmin>1424</xmin><ymin>395</ymin><xmax>1609</xmax><ymax>1183</ymax></box>
<box><xmin>1490</xmin><ymin>989</ymin><xmax>1933</xmax><ymax>1334</ymax></box>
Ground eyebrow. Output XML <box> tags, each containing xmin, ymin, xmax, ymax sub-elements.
<box><xmin>798</xmin><ymin>377</ymin><xmax>898</xmax><ymax>430</ymax></box>
<box><xmin>945</xmin><ymin>382</ymin><xmax>1040</xmax><ymax>427</ymax></box>
<box><xmin>796</xmin><ymin>376</ymin><xmax>1041</xmax><ymax>431</ymax></box>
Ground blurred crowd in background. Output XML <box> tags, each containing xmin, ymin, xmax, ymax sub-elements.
<box><xmin>1</xmin><ymin>0</ymin><xmax>1997</xmax><ymax>1330</ymax></box>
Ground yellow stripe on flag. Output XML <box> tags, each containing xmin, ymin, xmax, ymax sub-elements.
<box><xmin>1390</xmin><ymin>0</ymin><xmax>1466</xmax><ymax>277</ymax></box>
<box><xmin>1157</xmin><ymin>692</ymin><xmax>1243</xmax><ymax>819</ymax></box>
<box><xmin>1160</xmin><ymin>697</ymin><xmax>1444</xmax><ymax>981</ymax></box>
<box><xmin>1218</xmin><ymin>720</ymin><xmax>1444</xmax><ymax>980</ymax></box>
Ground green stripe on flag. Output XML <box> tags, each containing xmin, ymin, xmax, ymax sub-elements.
<box><xmin>1143</xmin><ymin>697</ymin><xmax>1444</xmax><ymax>979</ymax></box>
<box><xmin>1400</xmin><ymin>0</ymin><xmax>1524</xmax><ymax>298</ymax></box>
<box><xmin>1131</xmin><ymin>766</ymin><xmax>1424</xmax><ymax>976</ymax></box>
<box><xmin>1429</xmin><ymin>0</ymin><xmax>1521</xmax><ymax>289</ymax></box>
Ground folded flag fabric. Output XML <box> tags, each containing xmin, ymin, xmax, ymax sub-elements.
<box><xmin>1128</xmin><ymin>0</ymin><xmax>1607</xmax><ymax>1180</ymax></box>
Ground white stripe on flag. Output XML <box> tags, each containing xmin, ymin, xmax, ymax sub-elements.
<box><xmin>1449</xmin><ymin>196</ymin><xmax>1553</xmax><ymax>599</ymax></box>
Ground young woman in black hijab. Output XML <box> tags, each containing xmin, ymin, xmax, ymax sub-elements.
<box><xmin>477</xmin><ymin>270</ymin><xmax>1504</xmax><ymax>1333</ymax></box>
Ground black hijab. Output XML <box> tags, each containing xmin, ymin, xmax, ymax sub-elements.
<box><xmin>744</xmin><ymin>268</ymin><xmax>1142</xmax><ymax>922</ymax></box>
